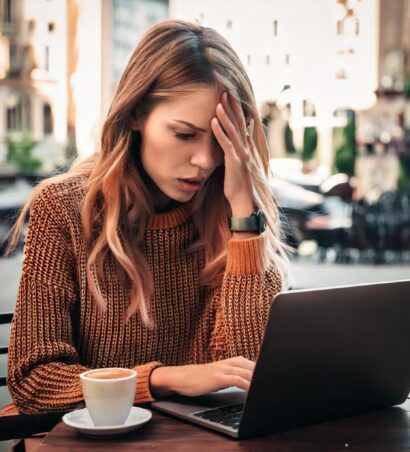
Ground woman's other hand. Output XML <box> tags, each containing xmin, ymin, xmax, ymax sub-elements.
<box><xmin>150</xmin><ymin>356</ymin><xmax>255</xmax><ymax>398</ymax></box>
<box><xmin>211</xmin><ymin>92</ymin><xmax>255</xmax><ymax>218</ymax></box>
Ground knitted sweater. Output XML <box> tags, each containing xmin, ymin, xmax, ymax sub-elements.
<box><xmin>7</xmin><ymin>177</ymin><xmax>282</xmax><ymax>414</ymax></box>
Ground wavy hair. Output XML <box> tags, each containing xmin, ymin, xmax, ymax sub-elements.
<box><xmin>7</xmin><ymin>19</ymin><xmax>289</xmax><ymax>326</ymax></box>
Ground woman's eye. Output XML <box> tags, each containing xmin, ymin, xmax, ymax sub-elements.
<box><xmin>175</xmin><ymin>132</ymin><xmax>196</xmax><ymax>140</ymax></box>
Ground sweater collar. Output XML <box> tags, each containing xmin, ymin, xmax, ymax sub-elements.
<box><xmin>147</xmin><ymin>201</ymin><xmax>193</xmax><ymax>229</ymax></box>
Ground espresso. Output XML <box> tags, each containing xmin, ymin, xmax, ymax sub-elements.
<box><xmin>87</xmin><ymin>369</ymin><xmax>133</xmax><ymax>380</ymax></box>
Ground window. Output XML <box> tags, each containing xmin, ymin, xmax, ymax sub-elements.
<box><xmin>48</xmin><ymin>22</ymin><xmax>55</xmax><ymax>32</ymax></box>
<box><xmin>273</xmin><ymin>20</ymin><xmax>278</xmax><ymax>36</ymax></box>
<box><xmin>4</xmin><ymin>0</ymin><xmax>12</xmax><ymax>23</ymax></box>
<box><xmin>7</xmin><ymin>107</ymin><xmax>18</xmax><ymax>130</ymax></box>
<box><xmin>28</xmin><ymin>19</ymin><xmax>36</xmax><ymax>32</ymax></box>
<box><xmin>44</xmin><ymin>46</ymin><xmax>49</xmax><ymax>71</ymax></box>
<box><xmin>9</xmin><ymin>43</ymin><xmax>17</xmax><ymax>67</ymax></box>
<box><xmin>336</xmin><ymin>68</ymin><xmax>348</xmax><ymax>79</ymax></box>
<box><xmin>7</xmin><ymin>94</ymin><xmax>31</xmax><ymax>130</ymax></box>
<box><xmin>337</xmin><ymin>10</ymin><xmax>359</xmax><ymax>35</ymax></box>
<box><xmin>303</xmin><ymin>100</ymin><xmax>316</xmax><ymax>117</ymax></box>
<box><xmin>43</xmin><ymin>103</ymin><xmax>53</xmax><ymax>134</ymax></box>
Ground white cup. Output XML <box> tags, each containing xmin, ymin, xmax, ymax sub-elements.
<box><xmin>80</xmin><ymin>367</ymin><xmax>137</xmax><ymax>426</ymax></box>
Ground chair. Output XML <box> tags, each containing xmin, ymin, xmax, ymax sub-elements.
<box><xmin>0</xmin><ymin>312</ymin><xmax>65</xmax><ymax>448</ymax></box>
<box><xmin>0</xmin><ymin>312</ymin><xmax>13</xmax><ymax>386</ymax></box>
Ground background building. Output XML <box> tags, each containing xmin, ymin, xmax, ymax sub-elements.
<box><xmin>0</xmin><ymin>0</ymin><xmax>408</xmax><ymax>179</ymax></box>
<box><xmin>74</xmin><ymin>0</ymin><xmax>168</xmax><ymax>156</ymax></box>
<box><xmin>0</xmin><ymin>0</ymin><xmax>75</xmax><ymax>170</ymax></box>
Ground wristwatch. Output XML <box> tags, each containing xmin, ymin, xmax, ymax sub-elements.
<box><xmin>228</xmin><ymin>210</ymin><xmax>267</xmax><ymax>234</ymax></box>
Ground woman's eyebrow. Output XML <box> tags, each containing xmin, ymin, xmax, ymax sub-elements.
<box><xmin>172</xmin><ymin>119</ymin><xmax>207</xmax><ymax>132</ymax></box>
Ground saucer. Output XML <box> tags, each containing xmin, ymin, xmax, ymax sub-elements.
<box><xmin>62</xmin><ymin>406</ymin><xmax>152</xmax><ymax>437</ymax></box>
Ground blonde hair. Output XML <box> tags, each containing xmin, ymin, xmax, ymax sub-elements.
<box><xmin>7</xmin><ymin>19</ymin><xmax>289</xmax><ymax>326</ymax></box>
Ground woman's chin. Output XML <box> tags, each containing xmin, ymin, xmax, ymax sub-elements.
<box><xmin>172</xmin><ymin>193</ymin><xmax>195</xmax><ymax>204</ymax></box>
<box><xmin>169</xmin><ymin>188</ymin><xmax>196</xmax><ymax>202</ymax></box>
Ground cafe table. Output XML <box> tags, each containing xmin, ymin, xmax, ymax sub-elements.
<box><xmin>31</xmin><ymin>398</ymin><xmax>410</xmax><ymax>451</ymax></box>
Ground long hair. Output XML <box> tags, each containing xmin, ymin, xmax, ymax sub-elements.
<box><xmin>7</xmin><ymin>19</ymin><xmax>289</xmax><ymax>326</ymax></box>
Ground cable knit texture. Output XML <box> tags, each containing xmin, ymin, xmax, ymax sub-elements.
<box><xmin>5</xmin><ymin>176</ymin><xmax>282</xmax><ymax>414</ymax></box>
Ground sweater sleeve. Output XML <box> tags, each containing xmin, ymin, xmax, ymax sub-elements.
<box><xmin>7</xmin><ymin>188</ymin><xmax>161</xmax><ymax>413</ymax></box>
<box><xmin>7</xmin><ymin>187</ymin><xmax>87</xmax><ymax>413</ymax></box>
<box><xmin>209</xmin><ymin>235</ymin><xmax>282</xmax><ymax>362</ymax></box>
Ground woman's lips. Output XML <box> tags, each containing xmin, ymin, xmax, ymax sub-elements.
<box><xmin>177</xmin><ymin>178</ymin><xmax>204</xmax><ymax>192</ymax></box>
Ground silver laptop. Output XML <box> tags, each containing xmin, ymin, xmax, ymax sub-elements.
<box><xmin>152</xmin><ymin>280</ymin><xmax>410</xmax><ymax>439</ymax></box>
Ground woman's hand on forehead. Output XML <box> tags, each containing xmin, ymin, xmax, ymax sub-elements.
<box><xmin>211</xmin><ymin>91</ymin><xmax>256</xmax><ymax>217</ymax></box>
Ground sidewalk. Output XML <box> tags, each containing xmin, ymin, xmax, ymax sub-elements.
<box><xmin>289</xmin><ymin>257</ymin><xmax>410</xmax><ymax>290</ymax></box>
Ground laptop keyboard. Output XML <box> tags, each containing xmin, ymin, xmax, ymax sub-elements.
<box><xmin>192</xmin><ymin>403</ymin><xmax>244</xmax><ymax>430</ymax></box>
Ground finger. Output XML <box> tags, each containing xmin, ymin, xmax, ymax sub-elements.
<box><xmin>225</xmin><ymin>366</ymin><xmax>253</xmax><ymax>383</ymax></box>
<box><xmin>211</xmin><ymin>117</ymin><xmax>237</xmax><ymax>160</ymax></box>
<box><xmin>225</xmin><ymin>92</ymin><xmax>247</xmax><ymax>144</ymax></box>
<box><xmin>221</xmin><ymin>92</ymin><xmax>241</xmax><ymax>140</ymax></box>
<box><xmin>227</xmin><ymin>356</ymin><xmax>256</xmax><ymax>371</ymax></box>
<box><xmin>221</xmin><ymin>374</ymin><xmax>251</xmax><ymax>391</ymax></box>
<box><xmin>215</xmin><ymin>105</ymin><xmax>251</xmax><ymax>165</ymax></box>
<box><xmin>216</xmin><ymin>103</ymin><xmax>243</xmax><ymax>155</ymax></box>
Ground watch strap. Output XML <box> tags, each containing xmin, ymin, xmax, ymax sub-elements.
<box><xmin>228</xmin><ymin>215</ymin><xmax>259</xmax><ymax>232</ymax></box>
<box><xmin>228</xmin><ymin>210</ymin><xmax>267</xmax><ymax>233</ymax></box>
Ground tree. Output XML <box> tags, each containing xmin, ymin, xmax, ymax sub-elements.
<box><xmin>6</xmin><ymin>130</ymin><xmax>42</xmax><ymax>173</ymax></box>
<box><xmin>334</xmin><ymin>110</ymin><xmax>356</xmax><ymax>176</ymax></box>
<box><xmin>284</xmin><ymin>122</ymin><xmax>297</xmax><ymax>154</ymax></box>
<box><xmin>301</xmin><ymin>126</ymin><xmax>318</xmax><ymax>161</ymax></box>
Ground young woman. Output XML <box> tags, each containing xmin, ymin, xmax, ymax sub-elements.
<box><xmin>5</xmin><ymin>19</ymin><xmax>288</xmax><ymax>414</ymax></box>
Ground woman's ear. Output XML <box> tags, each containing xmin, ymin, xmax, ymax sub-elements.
<box><xmin>129</xmin><ymin>111</ymin><xmax>141</xmax><ymax>131</ymax></box>
<box><xmin>130</xmin><ymin>118</ymin><xmax>140</xmax><ymax>131</ymax></box>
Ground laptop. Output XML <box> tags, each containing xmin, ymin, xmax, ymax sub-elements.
<box><xmin>152</xmin><ymin>280</ymin><xmax>410</xmax><ymax>439</ymax></box>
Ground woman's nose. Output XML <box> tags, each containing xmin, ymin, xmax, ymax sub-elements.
<box><xmin>190</xmin><ymin>140</ymin><xmax>222</xmax><ymax>170</ymax></box>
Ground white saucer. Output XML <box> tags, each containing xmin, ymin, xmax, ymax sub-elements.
<box><xmin>62</xmin><ymin>406</ymin><xmax>152</xmax><ymax>437</ymax></box>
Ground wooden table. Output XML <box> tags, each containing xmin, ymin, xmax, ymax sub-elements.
<box><xmin>33</xmin><ymin>399</ymin><xmax>410</xmax><ymax>451</ymax></box>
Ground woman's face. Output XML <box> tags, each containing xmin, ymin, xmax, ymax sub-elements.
<box><xmin>134</xmin><ymin>85</ymin><xmax>225</xmax><ymax>210</ymax></box>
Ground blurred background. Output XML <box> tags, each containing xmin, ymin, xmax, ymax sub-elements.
<box><xmin>0</xmin><ymin>0</ymin><xmax>409</xmax><ymax>406</ymax></box>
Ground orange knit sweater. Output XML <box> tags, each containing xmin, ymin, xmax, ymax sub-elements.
<box><xmin>6</xmin><ymin>177</ymin><xmax>282</xmax><ymax>414</ymax></box>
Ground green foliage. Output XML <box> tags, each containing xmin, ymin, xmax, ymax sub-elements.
<box><xmin>284</xmin><ymin>122</ymin><xmax>297</xmax><ymax>154</ymax></box>
<box><xmin>334</xmin><ymin>112</ymin><xmax>356</xmax><ymax>176</ymax></box>
<box><xmin>404</xmin><ymin>76</ymin><xmax>410</xmax><ymax>100</ymax></box>
<box><xmin>301</xmin><ymin>127</ymin><xmax>318</xmax><ymax>161</ymax></box>
<box><xmin>399</xmin><ymin>76</ymin><xmax>410</xmax><ymax>190</ymax></box>
<box><xmin>6</xmin><ymin>130</ymin><xmax>42</xmax><ymax>173</ymax></box>
<box><xmin>398</xmin><ymin>148</ymin><xmax>410</xmax><ymax>194</ymax></box>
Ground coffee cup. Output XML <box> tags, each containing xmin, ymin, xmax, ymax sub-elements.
<box><xmin>80</xmin><ymin>367</ymin><xmax>137</xmax><ymax>426</ymax></box>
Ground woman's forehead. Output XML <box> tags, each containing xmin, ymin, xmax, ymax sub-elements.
<box><xmin>150</xmin><ymin>85</ymin><xmax>222</xmax><ymax>118</ymax></box>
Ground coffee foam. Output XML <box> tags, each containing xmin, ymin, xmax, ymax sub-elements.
<box><xmin>86</xmin><ymin>369</ymin><xmax>133</xmax><ymax>380</ymax></box>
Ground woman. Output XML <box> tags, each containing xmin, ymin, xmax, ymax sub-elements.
<box><xmin>5</xmin><ymin>19</ymin><xmax>288</xmax><ymax>414</ymax></box>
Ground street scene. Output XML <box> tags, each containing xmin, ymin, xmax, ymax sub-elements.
<box><xmin>1</xmin><ymin>0</ymin><xmax>410</xmax><ymax>449</ymax></box>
